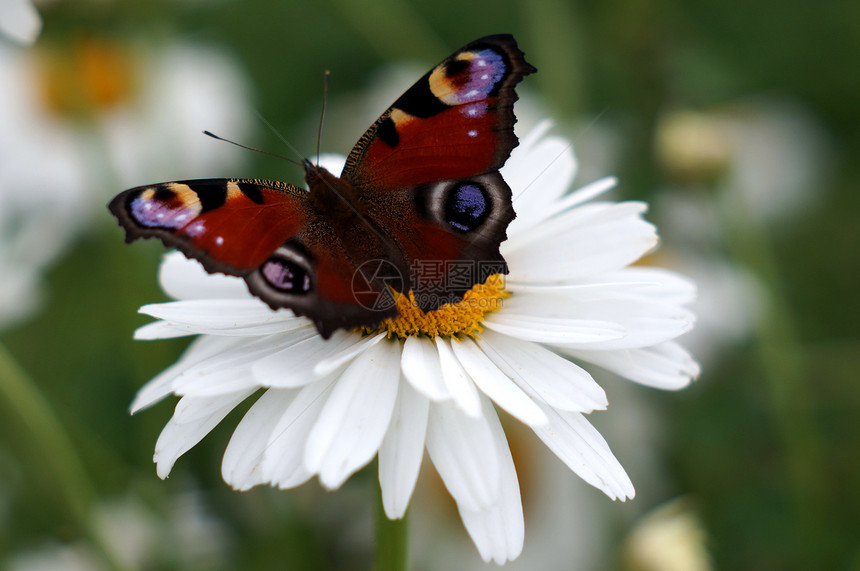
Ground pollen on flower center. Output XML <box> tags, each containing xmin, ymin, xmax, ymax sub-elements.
<box><xmin>364</xmin><ymin>274</ymin><xmax>509</xmax><ymax>339</ymax></box>
<box><xmin>36</xmin><ymin>37</ymin><xmax>138</xmax><ymax>119</ymax></box>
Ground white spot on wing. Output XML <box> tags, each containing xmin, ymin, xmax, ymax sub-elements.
<box><xmin>186</xmin><ymin>221</ymin><xmax>207</xmax><ymax>237</ymax></box>
<box><xmin>468</xmin><ymin>130</ymin><xmax>478</xmax><ymax>138</ymax></box>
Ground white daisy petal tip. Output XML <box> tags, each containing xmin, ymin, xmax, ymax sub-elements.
<box><xmin>426</xmin><ymin>399</ymin><xmax>502</xmax><ymax>512</ymax></box>
<box><xmin>133</xmin><ymin>320</ymin><xmax>193</xmax><ymax>340</ymax></box>
<box><xmin>303</xmin><ymin>341</ymin><xmax>401</xmax><ymax>488</ymax></box>
<box><xmin>454</xmin><ymin>396</ymin><xmax>524</xmax><ymax>563</ymax></box>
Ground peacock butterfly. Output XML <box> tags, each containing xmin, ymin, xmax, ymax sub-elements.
<box><xmin>109</xmin><ymin>34</ymin><xmax>536</xmax><ymax>338</ymax></box>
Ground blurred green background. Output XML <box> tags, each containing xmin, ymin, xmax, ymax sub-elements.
<box><xmin>1</xmin><ymin>0</ymin><xmax>858</xmax><ymax>569</ymax></box>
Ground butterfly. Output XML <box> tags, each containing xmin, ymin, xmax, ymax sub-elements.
<box><xmin>109</xmin><ymin>34</ymin><xmax>536</xmax><ymax>338</ymax></box>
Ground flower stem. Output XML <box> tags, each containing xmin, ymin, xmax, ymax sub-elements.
<box><xmin>374</xmin><ymin>477</ymin><xmax>409</xmax><ymax>571</ymax></box>
<box><xmin>0</xmin><ymin>341</ymin><xmax>130</xmax><ymax>571</ymax></box>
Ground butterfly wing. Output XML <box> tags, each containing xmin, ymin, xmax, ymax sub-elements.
<box><xmin>342</xmin><ymin>34</ymin><xmax>535</xmax><ymax>188</ymax></box>
<box><xmin>340</xmin><ymin>34</ymin><xmax>535</xmax><ymax>308</ymax></box>
<box><xmin>109</xmin><ymin>35</ymin><xmax>535</xmax><ymax>336</ymax></box>
<box><xmin>108</xmin><ymin>178</ymin><xmax>397</xmax><ymax>337</ymax></box>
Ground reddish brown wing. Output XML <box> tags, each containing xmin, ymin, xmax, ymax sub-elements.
<box><xmin>340</xmin><ymin>35</ymin><xmax>535</xmax><ymax>309</ymax></box>
<box><xmin>109</xmin><ymin>179</ymin><xmax>306</xmax><ymax>274</ymax></box>
<box><xmin>109</xmin><ymin>35</ymin><xmax>535</xmax><ymax>335</ymax></box>
<box><xmin>108</xmin><ymin>179</ymin><xmax>397</xmax><ymax>337</ymax></box>
<box><xmin>341</xmin><ymin>34</ymin><xmax>535</xmax><ymax>189</ymax></box>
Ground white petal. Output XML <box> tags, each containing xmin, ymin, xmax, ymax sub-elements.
<box><xmin>506</xmin><ymin>127</ymin><xmax>577</xmax><ymax>239</ymax></box>
<box><xmin>153</xmin><ymin>391</ymin><xmax>248</xmax><ymax>478</ymax></box>
<box><xmin>532</xmin><ymin>407</ymin><xmax>635</xmax><ymax>500</ymax></box>
<box><xmin>425</xmin><ymin>400</ymin><xmax>500</xmax><ymax>512</ymax></box>
<box><xmin>318</xmin><ymin>153</ymin><xmax>347</xmax><ymax>177</ymax></box>
<box><xmin>303</xmin><ymin>340</ymin><xmax>401</xmax><ymax>489</ymax></box>
<box><xmin>506</xmin><ymin>267</ymin><xmax>695</xmax><ymax>305</ymax></box>
<box><xmin>483</xmin><ymin>312</ymin><xmax>626</xmax><ymax>345</ymax></box>
<box><xmin>400</xmin><ymin>335</ymin><xmax>450</xmax><ymax>401</ymax></box>
<box><xmin>173</xmin><ymin>333</ymin><xmax>307</xmax><ymax>396</ymax></box>
<box><xmin>553</xmin><ymin>176</ymin><xmax>618</xmax><ymax>210</ymax></box>
<box><xmin>450</xmin><ymin>338</ymin><xmax>547</xmax><ymax>426</ymax></box>
<box><xmin>597</xmin><ymin>267</ymin><xmax>697</xmax><ymax>305</ymax></box>
<box><xmin>222</xmin><ymin>389</ymin><xmax>297</xmax><ymax>491</ymax></box>
<box><xmin>134</xmin><ymin>320</ymin><xmax>204</xmax><ymax>340</ymax></box>
<box><xmin>378</xmin><ymin>382</ymin><xmax>429</xmax><ymax>519</ymax></box>
<box><xmin>560</xmin><ymin>341</ymin><xmax>700</xmax><ymax>390</ymax></box>
<box><xmin>130</xmin><ymin>335</ymin><xmax>236</xmax><ymax>413</ymax></box>
<box><xmin>434</xmin><ymin>337</ymin><xmax>481</xmax><ymax>418</ymax></box>
<box><xmin>505</xmin><ymin>280</ymin><xmax>655</xmax><ymax>296</ymax></box>
<box><xmin>493</xmin><ymin>291</ymin><xmax>694</xmax><ymax>350</ymax></box>
<box><xmin>158</xmin><ymin>251</ymin><xmax>249</xmax><ymax>300</ymax></box>
<box><xmin>313</xmin><ymin>332</ymin><xmax>387</xmax><ymax>377</ymax></box>
<box><xmin>457</xmin><ymin>396</ymin><xmax>524</xmax><ymax>564</ymax></box>
<box><xmin>0</xmin><ymin>0</ymin><xmax>42</xmax><ymax>45</ymax></box>
<box><xmin>476</xmin><ymin>330</ymin><xmax>607</xmax><ymax>412</ymax></box>
<box><xmin>138</xmin><ymin>299</ymin><xmax>304</xmax><ymax>337</ymax></box>
<box><xmin>252</xmin><ymin>329</ymin><xmax>367</xmax><ymax>388</ymax></box>
<box><xmin>506</xmin><ymin>201</ymin><xmax>642</xmax><ymax>254</ymax></box>
<box><xmin>172</xmin><ymin>389</ymin><xmax>255</xmax><ymax>423</ymax></box>
<box><xmin>262</xmin><ymin>378</ymin><xmax>338</xmax><ymax>489</ymax></box>
<box><xmin>505</xmin><ymin>202</ymin><xmax>658</xmax><ymax>282</ymax></box>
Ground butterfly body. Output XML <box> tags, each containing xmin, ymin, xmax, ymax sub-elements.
<box><xmin>109</xmin><ymin>35</ymin><xmax>535</xmax><ymax>338</ymax></box>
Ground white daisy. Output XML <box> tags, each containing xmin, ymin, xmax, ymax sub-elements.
<box><xmin>654</xmin><ymin>99</ymin><xmax>832</xmax><ymax>225</ymax></box>
<box><xmin>129</xmin><ymin>121</ymin><xmax>698</xmax><ymax>564</ymax></box>
<box><xmin>0</xmin><ymin>38</ymin><xmax>253</xmax><ymax>327</ymax></box>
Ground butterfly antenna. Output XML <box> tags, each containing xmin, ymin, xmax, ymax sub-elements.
<box><xmin>202</xmin><ymin>131</ymin><xmax>302</xmax><ymax>167</ymax></box>
<box><xmin>316</xmin><ymin>70</ymin><xmax>331</xmax><ymax>167</ymax></box>
<box><xmin>252</xmin><ymin>109</ymin><xmax>310</xmax><ymax>165</ymax></box>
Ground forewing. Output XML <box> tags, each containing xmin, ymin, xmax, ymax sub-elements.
<box><xmin>108</xmin><ymin>178</ymin><xmax>396</xmax><ymax>337</ymax></box>
<box><xmin>341</xmin><ymin>34</ymin><xmax>536</xmax><ymax>190</ymax></box>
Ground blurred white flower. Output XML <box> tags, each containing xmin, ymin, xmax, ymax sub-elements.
<box><xmin>6</xmin><ymin>491</ymin><xmax>232</xmax><ymax>570</ymax></box>
<box><xmin>7</xmin><ymin>542</ymin><xmax>99</xmax><ymax>571</ymax></box>
<box><xmin>97</xmin><ymin>42</ymin><xmax>255</xmax><ymax>187</ymax></box>
<box><xmin>128</xmin><ymin>122</ymin><xmax>698</xmax><ymax>563</ymax></box>
<box><xmin>0</xmin><ymin>43</ymin><xmax>87</xmax><ymax>328</ymax></box>
<box><xmin>651</xmin><ymin>97</ymin><xmax>830</xmax><ymax>363</ymax></box>
<box><xmin>656</xmin><ymin>98</ymin><xmax>832</xmax><ymax>225</ymax></box>
<box><xmin>94</xmin><ymin>491</ymin><xmax>233</xmax><ymax>569</ymax></box>
<box><xmin>652</xmin><ymin>190</ymin><xmax>763</xmax><ymax>365</ymax></box>
<box><xmin>0</xmin><ymin>0</ymin><xmax>41</xmax><ymax>45</ymax></box>
<box><xmin>0</xmin><ymin>38</ymin><xmax>254</xmax><ymax>327</ymax></box>
<box><xmin>623</xmin><ymin>498</ymin><xmax>712</xmax><ymax>571</ymax></box>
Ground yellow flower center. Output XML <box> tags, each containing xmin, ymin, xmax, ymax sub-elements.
<box><xmin>363</xmin><ymin>274</ymin><xmax>510</xmax><ymax>339</ymax></box>
<box><xmin>35</xmin><ymin>37</ymin><xmax>139</xmax><ymax>119</ymax></box>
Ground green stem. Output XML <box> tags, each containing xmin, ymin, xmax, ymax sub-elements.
<box><xmin>374</xmin><ymin>478</ymin><xmax>409</xmax><ymax>571</ymax></box>
<box><xmin>715</xmin><ymin>189</ymin><xmax>826</xmax><ymax>564</ymax></box>
<box><xmin>0</xmin><ymin>341</ymin><xmax>130</xmax><ymax>571</ymax></box>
